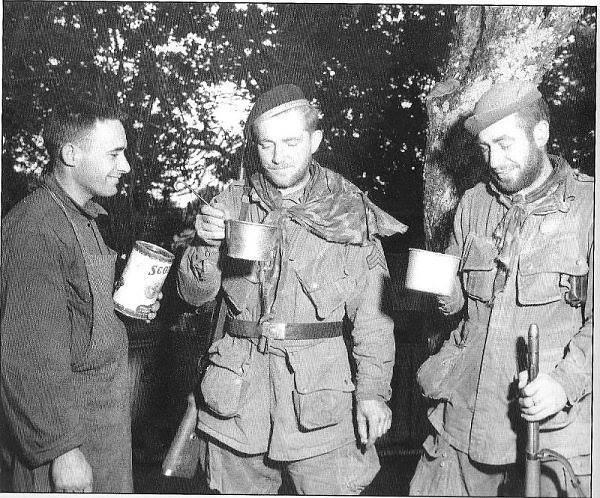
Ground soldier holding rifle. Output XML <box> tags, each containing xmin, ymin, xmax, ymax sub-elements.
<box><xmin>410</xmin><ymin>81</ymin><xmax>592</xmax><ymax>496</ymax></box>
<box><xmin>176</xmin><ymin>84</ymin><xmax>407</xmax><ymax>494</ymax></box>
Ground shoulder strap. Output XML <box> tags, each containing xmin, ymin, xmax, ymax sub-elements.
<box><xmin>212</xmin><ymin>292</ymin><xmax>228</xmax><ymax>343</ymax></box>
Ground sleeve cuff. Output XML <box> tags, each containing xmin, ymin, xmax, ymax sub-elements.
<box><xmin>355</xmin><ymin>384</ymin><xmax>392</xmax><ymax>403</ymax></box>
<box><xmin>549</xmin><ymin>368</ymin><xmax>587</xmax><ymax>405</ymax></box>
<box><xmin>25</xmin><ymin>432</ymin><xmax>84</xmax><ymax>469</ymax></box>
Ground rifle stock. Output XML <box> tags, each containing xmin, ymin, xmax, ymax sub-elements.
<box><xmin>161</xmin><ymin>392</ymin><xmax>200</xmax><ymax>478</ymax></box>
<box><xmin>162</xmin><ymin>296</ymin><xmax>228</xmax><ymax>479</ymax></box>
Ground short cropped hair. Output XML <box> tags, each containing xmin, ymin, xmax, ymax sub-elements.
<box><xmin>515</xmin><ymin>97</ymin><xmax>550</xmax><ymax>134</ymax></box>
<box><xmin>43</xmin><ymin>100</ymin><xmax>125</xmax><ymax>169</ymax></box>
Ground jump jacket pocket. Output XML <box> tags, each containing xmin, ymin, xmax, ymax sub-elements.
<box><xmin>416</xmin><ymin>322</ymin><xmax>468</xmax><ymax>401</ymax></box>
<box><xmin>200</xmin><ymin>335</ymin><xmax>250</xmax><ymax>418</ymax></box>
<box><xmin>517</xmin><ymin>234</ymin><xmax>588</xmax><ymax>305</ymax></box>
<box><xmin>461</xmin><ymin>234</ymin><xmax>497</xmax><ymax>303</ymax></box>
<box><xmin>288</xmin><ymin>343</ymin><xmax>355</xmax><ymax>431</ymax></box>
<box><xmin>294</xmin><ymin>265</ymin><xmax>354</xmax><ymax>320</ymax></box>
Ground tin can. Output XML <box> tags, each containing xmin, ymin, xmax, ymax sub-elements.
<box><xmin>114</xmin><ymin>241</ymin><xmax>174</xmax><ymax>320</ymax></box>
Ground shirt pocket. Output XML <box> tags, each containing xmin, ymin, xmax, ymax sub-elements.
<box><xmin>517</xmin><ymin>233</ymin><xmax>588</xmax><ymax>306</ymax></box>
<box><xmin>460</xmin><ymin>234</ymin><xmax>497</xmax><ymax>303</ymax></box>
<box><xmin>287</xmin><ymin>343</ymin><xmax>355</xmax><ymax>431</ymax></box>
<box><xmin>200</xmin><ymin>335</ymin><xmax>251</xmax><ymax>418</ymax></box>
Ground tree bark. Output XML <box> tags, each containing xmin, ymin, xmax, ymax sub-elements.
<box><xmin>423</xmin><ymin>6</ymin><xmax>584</xmax><ymax>251</ymax></box>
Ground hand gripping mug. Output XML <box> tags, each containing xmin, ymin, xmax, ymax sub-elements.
<box><xmin>113</xmin><ymin>241</ymin><xmax>174</xmax><ymax>319</ymax></box>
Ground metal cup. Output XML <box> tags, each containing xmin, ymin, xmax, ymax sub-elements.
<box><xmin>405</xmin><ymin>248</ymin><xmax>460</xmax><ymax>296</ymax></box>
<box><xmin>224</xmin><ymin>220</ymin><xmax>277</xmax><ymax>261</ymax></box>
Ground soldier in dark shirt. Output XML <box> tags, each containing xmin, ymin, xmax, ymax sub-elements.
<box><xmin>1</xmin><ymin>102</ymin><xmax>159</xmax><ymax>492</ymax></box>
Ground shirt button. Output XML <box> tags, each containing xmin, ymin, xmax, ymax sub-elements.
<box><xmin>576</xmin><ymin>259</ymin><xmax>584</xmax><ymax>266</ymax></box>
<box><xmin>440</xmin><ymin>461</ymin><xmax>445</xmax><ymax>468</ymax></box>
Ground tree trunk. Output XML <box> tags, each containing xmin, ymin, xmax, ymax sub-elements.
<box><xmin>423</xmin><ymin>6</ymin><xmax>584</xmax><ymax>251</ymax></box>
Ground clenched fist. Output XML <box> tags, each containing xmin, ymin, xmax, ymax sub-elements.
<box><xmin>194</xmin><ymin>204</ymin><xmax>231</xmax><ymax>246</ymax></box>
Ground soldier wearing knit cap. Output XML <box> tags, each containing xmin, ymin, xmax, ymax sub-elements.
<box><xmin>177</xmin><ymin>84</ymin><xmax>406</xmax><ymax>494</ymax></box>
<box><xmin>410</xmin><ymin>80</ymin><xmax>592</xmax><ymax>496</ymax></box>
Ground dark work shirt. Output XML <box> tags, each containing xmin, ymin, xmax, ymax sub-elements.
<box><xmin>1</xmin><ymin>175</ymin><xmax>110</xmax><ymax>468</ymax></box>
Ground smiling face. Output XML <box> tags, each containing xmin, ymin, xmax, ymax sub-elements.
<box><xmin>70</xmin><ymin>119</ymin><xmax>130</xmax><ymax>202</ymax></box>
<box><xmin>477</xmin><ymin>113</ymin><xmax>550</xmax><ymax>195</ymax></box>
<box><xmin>254</xmin><ymin>107</ymin><xmax>322</xmax><ymax>192</ymax></box>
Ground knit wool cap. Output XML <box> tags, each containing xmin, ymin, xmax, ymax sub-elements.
<box><xmin>247</xmin><ymin>84</ymin><xmax>310</xmax><ymax>129</ymax></box>
<box><xmin>464</xmin><ymin>81</ymin><xmax>542</xmax><ymax>135</ymax></box>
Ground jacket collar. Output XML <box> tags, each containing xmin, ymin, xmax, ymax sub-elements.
<box><xmin>43</xmin><ymin>174</ymin><xmax>108</xmax><ymax>219</ymax></box>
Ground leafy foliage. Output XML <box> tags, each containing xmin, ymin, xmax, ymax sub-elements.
<box><xmin>2</xmin><ymin>3</ymin><xmax>595</xmax><ymax>256</ymax></box>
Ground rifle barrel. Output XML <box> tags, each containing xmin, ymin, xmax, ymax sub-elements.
<box><xmin>524</xmin><ymin>324</ymin><xmax>541</xmax><ymax>497</ymax></box>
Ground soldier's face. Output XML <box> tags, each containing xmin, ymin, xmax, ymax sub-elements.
<box><xmin>477</xmin><ymin>113</ymin><xmax>547</xmax><ymax>195</ymax></box>
<box><xmin>72</xmin><ymin>119</ymin><xmax>130</xmax><ymax>199</ymax></box>
<box><xmin>254</xmin><ymin>108</ymin><xmax>322</xmax><ymax>191</ymax></box>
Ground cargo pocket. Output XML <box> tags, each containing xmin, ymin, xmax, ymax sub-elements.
<box><xmin>288</xmin><ymin>345</ymin><xmax>355</xmax><ymax>431</ymax></box>
<box><xmin>416</xmin><ymin>342</ymin><xmax>463</xmax><ymax>401</ymax></box>
<box><xmin>200</xmin><ymin>335</ymin><xmax>250</xmax><ymax>418</ymax></box>
<box><xmin>461</xmin><ymin>234</ymin><xmax>497</xmax><ymax>303</ymax></box>
<box><xmin>517</xmin><ymin>234</ymin><xmax>588</xmax><ymax>306</ymax></box>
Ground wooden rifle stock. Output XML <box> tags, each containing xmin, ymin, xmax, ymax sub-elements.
<box><xmin>162</xmin><ymin>296</ymin><xmax>228</xmax><ymax>479</ymax></box>
<box><xmin>524</xmin><ymin>324</ymin><xmax>540</xmax><ymax>497</ymax></box>
<box><xmin>161</xmin><ymin>392</ymin><xmax>200</xmax><ymax>478</ymax></box>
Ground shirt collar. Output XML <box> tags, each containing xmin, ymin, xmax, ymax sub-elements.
<box><xmin>43</xmin><ymin>175</ymin><xmax>108</xmax><ymax>219</ymax></box>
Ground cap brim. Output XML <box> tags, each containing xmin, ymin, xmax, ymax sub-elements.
<box><xmin>464</xmin><ymin>89</ymin><xmax>542</xmax><ymax>135</ymax></box>
<box><xmin>253</xmin><ymin>99</ymin><xmax>310</xmax><ymax>126</ymax></box>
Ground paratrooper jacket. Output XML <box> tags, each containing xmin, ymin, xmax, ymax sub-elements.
<box><xmin>421</xmin><ymin>157</ymin><xmax>592</xmax><ymax>468</ymax></box>
<box><xmin>177</xmin><ymin>168</ymin><xmax>395</xmax><ymax>460</ymax></box>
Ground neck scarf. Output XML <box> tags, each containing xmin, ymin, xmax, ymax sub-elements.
<box><xmin>250</xmin><ymin>160</ymin><xmax>408</xmax><ymax>244</ymax></box>
<box><xmin>247</xmin><ymin>160</ymin><xmax>407</xmax><ymax>320</ymax></box>
<box><xmin>490</xmin><ymin>156</ymin><xmax>572</xmax><ymax>303</ymax></box>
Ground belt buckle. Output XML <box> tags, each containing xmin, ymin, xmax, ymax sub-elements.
<box><xmin>260</xmin><ymin>322</ymin><xmax>286</xmax><ymax>340</ymax></box>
